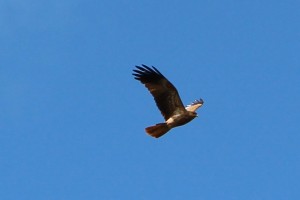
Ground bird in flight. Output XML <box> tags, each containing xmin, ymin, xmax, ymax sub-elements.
<box><xmin>132</xmin><ymin>64</ymin><xmax>204</xmax><ymax>138</ymax></box>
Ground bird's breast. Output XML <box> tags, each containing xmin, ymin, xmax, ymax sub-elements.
<box><xmin>166</xmin><ymin>113</ymin><xmax>196</xmax><ymax>128</ymax></box>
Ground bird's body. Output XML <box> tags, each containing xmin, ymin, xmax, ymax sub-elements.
<box><xmin>132</xmin><ymin>65</ymin><xmax>204</xmax><ymax>138</ymax></box>
<box><xmin>166</xmin><ymin>111</ymin><xmax>197</xmax><ymax>127</ymax></box>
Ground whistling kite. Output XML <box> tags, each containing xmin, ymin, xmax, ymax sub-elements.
<box><xmin>132</xmin><ymin>65</ymin><xmax>204</xmax><ymax>138</ymax></box>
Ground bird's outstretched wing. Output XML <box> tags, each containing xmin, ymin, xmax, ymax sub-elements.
<box><xmin>185</xmin><ymin>99</ymin><xmax>204</xmax><ymax>112</ymax></box>
<box><xmin>133</xmin><ymin>65</ymin><xmax>185</xmax><ymax>120</ymax></box>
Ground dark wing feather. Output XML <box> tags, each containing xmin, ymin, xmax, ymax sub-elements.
<box><xmin>133</xmin><ymin>65</ymin><xmax>185</xmax><ymax>120</ymax></box>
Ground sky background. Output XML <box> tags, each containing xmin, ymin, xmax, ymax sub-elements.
<box><xmin>1</xmin><ymin>0</ymin><xmax>300</xmax><ymax>199</ymax></box>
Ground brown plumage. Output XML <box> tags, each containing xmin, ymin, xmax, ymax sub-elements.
<box><xmin>132</xmin><ymin>65</ymin><xmax>204</xmax><ymax>138</ymax></box>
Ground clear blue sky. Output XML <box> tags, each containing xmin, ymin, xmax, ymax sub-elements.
<box><xmin>1</xmin><ymin>0</ymin><xmax>300</xmax><ymax>199</ymax></box>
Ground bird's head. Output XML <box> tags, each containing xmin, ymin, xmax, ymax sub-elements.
<box><xmin>189</xmin><ymin>111</ymin><xmax>198</xmax><ymax>118</ymax></box>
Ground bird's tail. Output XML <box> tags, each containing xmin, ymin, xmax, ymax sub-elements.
<box><xmin>145</xmin><ymin>123</ymin><xmax>170</xmax><ymax>138</ymax></box>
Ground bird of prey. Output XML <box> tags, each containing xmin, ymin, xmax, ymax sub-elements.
<box><xmin>132</xmin><ymin>64</ymin><xmax>204</xmax><ymax>138</ymax></box>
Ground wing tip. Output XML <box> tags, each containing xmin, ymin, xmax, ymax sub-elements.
<box><xmin>187</xmin><ymin>98</ymin><xmax>204</xmax><ymax>107</ymax></box>
<box><xmin>132</xmin><ymin>64</ymin><xmax>164</xmax><ymax>80</ymax></box>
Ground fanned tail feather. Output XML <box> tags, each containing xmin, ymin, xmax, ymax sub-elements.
<box><xmin>145</xmin><ymin>123</ymin><xmax>170</xmax><ymax>138</ymax></box>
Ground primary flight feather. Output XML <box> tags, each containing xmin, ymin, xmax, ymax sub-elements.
<box><xmin>132</xmin><ymin>64</ymin><xmax>204</xmax><ymax>138</ymax></box>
